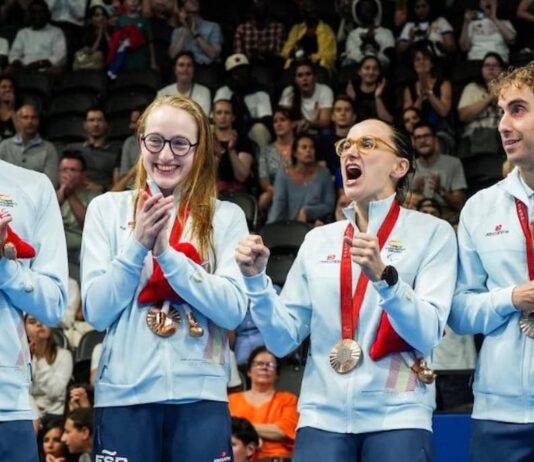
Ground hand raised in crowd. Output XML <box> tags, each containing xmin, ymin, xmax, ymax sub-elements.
<box><xmin>235</xmin><ymin>235</ymin><xmax>270</xmax><ymax>277</ymax></box>
<box><xmin>512</xmin><ymin>282</ymin><xmax>534</xmax><ymax>312</ymax></box>
<box><xmin>68</xmin><ymin>386</ymin><xmax>91</xmax><ymax>410</ymax></box>
<box><xmin>375</xmin><ymin>78</ymin><xmax>387</xmax><ymax>98</ymax></box>
<box><xmin>345</xmin><ymin>232</ymin><xmax>386</xmax><ymax>282</ymax></box>
<box><xmin>134</xmin><ymin>190</ymin><xmax>174</xmax><ymax>250</ymax></box>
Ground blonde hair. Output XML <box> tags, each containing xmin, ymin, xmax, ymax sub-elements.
<box><xmin>489</xmin><ymin>61</ymin><xmax>534</xmax><ymax>98</ymax></box>
<box><xmin>134</xmin><ymin>95</ymin><xmax>217</xmax><ymax>259</ymax></box>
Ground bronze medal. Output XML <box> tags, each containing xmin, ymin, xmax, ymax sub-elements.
<box><xmin>519</xmin><ymin>311</ymin><xmax>534</xmax><ymax>338</ymax></box>
<box><xmin>186</xmin><ymin>311</ymin><xmax>204</xmax><ymax>337</ymax></box>
<box><xmin>146</xmin><ymin>304</ymin><xmax>181</xmax><ymax>337</ymax></box>
<box><xmin>410</xmin><ymin>358</ymin><xmax>436</xmax><ymax>384</ymax></box>
<box><xmin>329</xmin><ymin>339</ymin><xmax>362</xmax><ymax>373</ymax></box>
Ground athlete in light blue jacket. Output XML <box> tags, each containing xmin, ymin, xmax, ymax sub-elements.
<box><xmin>236</xmin><ymin>119</ymin><xmax>457</xmax><ymax>462</ymax></box>
<box><xmin>450</xmin><ymin>62</ymin><xmax>534</xmax><ymax>461</ymax></box>
<box><xmin>0</xmin><ymin>160</ymin><xmax>68</xmax><ymax>462</ymax></box>
<box><xmin>82</xmin><ymin>96</ymin><xmax>248</xmax><ymax>462</ymax></box>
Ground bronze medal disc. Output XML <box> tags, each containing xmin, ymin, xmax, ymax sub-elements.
<box><xmin>519</xmin><ymin>311</ymin><xmax>534</xmax><ymax>338</ymax></box>
<box><xmin>329</xmin><ymin>339</ymin><xmax>362</xmax><ymax>373</ymax></box>
<box><xmin>146</xmin><ymin>305</ymin><xmax>181</xmax><ymax>337</ymax></box>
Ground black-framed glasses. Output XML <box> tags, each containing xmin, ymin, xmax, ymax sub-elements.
<box><xmin>141</xmin><ymin>133</ymin><xmax>198</xmax><ymax>157</ymax></box>
<box><xmin>335</xmin><ymin>135</ymin><xmax>398</xmax><ymax>158</ymax></box>
<box><xmin>251</xmin><ymin>361</ymin><xmax>277</xmax><ymax>370</ymax></box>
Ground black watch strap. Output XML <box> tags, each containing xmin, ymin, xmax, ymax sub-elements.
<box><xmin>380</xmin><ymin>265</ymin><xmax>398</xmax><ymax>286</ymax></box>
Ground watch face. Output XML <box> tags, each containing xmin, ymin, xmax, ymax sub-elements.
<box><xmin>382</xmin><ymin>265</ymin><xmax>398</xmax><ymax>286</ymax></box>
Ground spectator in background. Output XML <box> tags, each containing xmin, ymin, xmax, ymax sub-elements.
<box><xmin>39</xmin><ymin>418</ymin><xmax>70</xmax><ymax>462</ymax></box>
<box><xmin>268</xmin><ymin>133</ymin><xmax>335</xmax><ymax>224</ymax></box>
<box><xmin>344</xmin><ymin>55</ymin><xmax>394</xmax><ymax>124</ymax></box>
<box><xmin>112</xmin><ymin>106</ymin><xmax>143</xmax><ymax>191</ymax></box>
<box><xmin>0</xmin><ymin>75</ymin><xmax>17</xmax><ymax>140</ymax></box>
<box><xmin>281</xmin><ymin>0</ymin><xmax>337</xmax><ymax>72</ymax></box>
<box><xmin>343</xmin><ymin>0</ymin><xmax>395</xmax><ymax>69</ymax></box>
<box><xmin>231</xmin><ymin>417</ymin><xmax>260</xmax><ymax>462</ymax></box>
<box><xmin>61</xmin><ymin>278</ymin><xmax>93</xmax><ymax>349</ymax></box>
<box><xmin>233</xmin><ymin>0</ymin><xmax>285</xmax><ymax>69</ymax></box>
<box><xmin>258</xmin><ymin>107</ymin><xmax>295</xmax><ymax>212</ymax></box>
<box><xmin>76</xmin><ymin>4</ymin><xmax>111</xmax><ymax>71</ymax></box>
<box><xmin>0</xmin><ymin>36</ymin><xmax>8</xmax><ymax>72</ymax></box>
<box><xmin>516</xmin><ymin>0</ymin><xmax>534</xmax><ymax>52</ymax></box>
<box><xmin>212</xmin><ymin>99</ymin><xmax>255</xmax><ymax>193</ymax></box>
<box><xmin>279</xmin><ymin>59</ymin><xmax>334</xmax><ymax>134</ymax></box>
<box><xmin>110</xmin><ymin>0</ymin><xmax>157</xmax><ymax>75</ymax></box>
<box><xmin>229</xmin><ymin>346</ymin><xmax>299</xmax><ymax>461</ymax></box>
<box><xmin>457</xmin><ymin>52</ymin><xmax>505</xmax><ymax>192</ymax></box>
<box><xmin>45</xmin><ymin>0</ymin><xmax>87</xmax><ymax>66</ymax></box>
<box><xmin>158</xmin><ymin>51</ymin><xmax>211</xmax><ymax>115</ymax></box>
<box><xmin>401</xmin><ymin>105</ymin><xmax>421</xmax><ymax>138</ymax></box>
<box><xmin>460</xmin><ymin>0</ymin><xmax>516</xmax><ymax>63</ymax></box>
<box><xmin>168</xmin><ymin>0</ymin><xmax>223</xmax><ymax>66</ymax></box>
<box><xmin>403</xmin><ymin>46</ymin><xmax>452</xmax><ymax>136</ymax></box>
<box><xmin>66</xmin><ymin>107</ymin><xmax>121</xmax><ymax>191</ymax></box>
<box><xmin>62</xmin><ymin>408</ymin><xmax>93</xmax><ymax>462</ymax></box>
<box><xmin>0</xmin><ymin>102</ymin><xmax>59</xmax><ymax>186</ymax></box>
<box><xmin>8</xmin><ymin>0</ymin><xmax>67</xmax><ymax>75</ymax></box>
<box><xmin>397</xmin><ymin>0</ymin><xmax>456</xmax><ymax>59</ymax></box>
<box><xmin>409</xmin><ymin>122</ymin><xmax>466</xmax><ymax>220</ymax></box>
<box><xmin>317</xmin><ymin>95</ymin><xmax>357</xmax><ymax>176</ymax></box>
<box><xmin>57</xmin><ymin>152</ymin><xmax>100</xmax><ymax>282</ymax></box>
<box><xmin>25</xmin><ymin>314</ymin><xmax>73</xmax><ymax>419</ymax></box>
<box><xmin>214</xmin><ymin>53</ymin><xmax>272</xmax><ymax>148</ymax></box>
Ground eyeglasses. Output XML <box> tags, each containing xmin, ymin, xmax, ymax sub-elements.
<box><xmin>335</xmin><ymin>135</ymin><xmax>398</xmax><ymax>157</ymax></box>
<box><xmin>141</xmin><ymin>133</ymin><xmax>198</xmax><ymax>157</ymax></box>
<box><xmin>251</xmin><ymin>361</ymin><xmax>277</xmax><ymax>370</ymax></box>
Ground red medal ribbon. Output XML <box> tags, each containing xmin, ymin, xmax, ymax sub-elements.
<box><xmin>340</xmin><ymin>201</ymin><xmax>400</xmax><ymax>341</ymax></box>
<box><xmin>515</xmin><ymin>198</ymin><xmax>534</xmax><ymax>280</ymax></box>
<box><xmin>137</xmin><ymin>188</ymin><xmax>202</xmax><ymax>304</ymax></box>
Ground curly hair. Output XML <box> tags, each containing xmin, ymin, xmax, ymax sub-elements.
<box><xmin>489</xmin><ymin>61</ymin><xmax>534</xmax><ymax>99</ymax></box>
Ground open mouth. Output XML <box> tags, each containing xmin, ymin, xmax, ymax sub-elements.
<box><xmin>346</xmin><ymin>164</ymin><xmax>362</xmax><ymax>180</ymax></box>
<box><xmin>156</xmin><ymin>164</ymin><xmax>179</xmax><ymax>173</ymax></box>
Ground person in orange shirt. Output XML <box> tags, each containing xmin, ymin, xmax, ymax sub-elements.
<box><xmin>229</xmin><ymin>346</ymin><xmax>299</xmax><ymax>461</ymax></box>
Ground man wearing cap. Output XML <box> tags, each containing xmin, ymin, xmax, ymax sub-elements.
<box><xmin>214</xmin><ymin>53</ymin><xmax>272</xmax><ymax>148</ymax></box>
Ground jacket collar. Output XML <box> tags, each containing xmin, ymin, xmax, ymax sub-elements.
<box><xmin>342</xmin><ymin>193</ymin><xmax>397</xmax><ymax>234</ymax></box>
<box><xmin>499</xmin><ymin>167</ymin><xmax>532</xmax><ymax>205</ymax></box>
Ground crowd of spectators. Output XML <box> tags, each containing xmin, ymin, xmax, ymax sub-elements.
<box><xmin>2</xmin><ymin>0</ymin><xmax>532</xmax><ymax>459</ymax></box>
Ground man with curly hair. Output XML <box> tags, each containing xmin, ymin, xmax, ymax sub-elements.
<box><xmin>450</xmin><ymin>61</ymin><xmax>534</xmax><ymax>461</ymax></box>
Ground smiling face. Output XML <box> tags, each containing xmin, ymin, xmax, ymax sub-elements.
<box><xmin>413</xmin><ymin>50</ymin><xmax>433</xmax><ymax>76</ymax></box>
<box><xmin>498</xmin><ymin>84</ymin><xmax>534</xmax><ymax>171</ymax></box>
<box><xmin>0</xmin><ymin>78</ymin><xmax>14</xmax><ymax>104</ymax></box>
<box><xmin>141</xmin><ymin>104</ymin><xmax>198</xmax><ymax>196</ymax></box>
<box><xmin>358</xmin><ymin>57</ymin><xmax>380</xmax><ymax>85</ymax></box>
<box><xmin>174</xmin><ymin>54</ymin><xmax>194</xmax><ymax>83</ymax></box>
<box><xmin>340</xmin><ymin>120</ymin><xmax>409</xmax><ymax>204</ymax></box>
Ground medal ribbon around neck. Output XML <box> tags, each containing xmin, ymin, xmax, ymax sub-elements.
<box><xmin>340</xmin><ymin>200</ymin><xmax>400</xmax><ymax>343</ymax></box>
<box><xmin>514</xmin><ymin>198</ymin><xmax>534</xmax><ymax>337</ymax></box>
<box><xmin>137</xmin><ymin>185</ymin><xmax>202</xmax><ymax>305</ymax></box>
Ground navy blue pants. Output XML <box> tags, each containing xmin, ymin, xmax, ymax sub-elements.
<box><xmin>470</xmin><ymin>419</ymin><xmax>534</xmax><ymax>462</ymax></box>
<box><xmin>93</xmin><ymin>401</ymin><xmax>233</xmax><ymax>462</ymax></box>
<box><xmin>0</xmin><ymin>420</ymin><xmax>38</xmax><ymax>462</ymax></box>
<box><xmin>292</xmin><ymin>426</ymin><xmax>434</xmax><ymax>462</ymax></box>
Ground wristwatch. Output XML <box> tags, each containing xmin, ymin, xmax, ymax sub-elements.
<box><xmin>380</xmin><ymin>265</ymin><xmax>398</xmax><ymax>287</ymax></box>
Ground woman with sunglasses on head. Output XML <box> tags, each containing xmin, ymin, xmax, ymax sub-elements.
<box><xmin>235</xmin><ymin>118</ymin><xmax>457</xmax><ymax>461</ymax></box>
<box><xmin>229</xmin><ymin>346</ymin><xmax>298</xmax><ymax>461</ymax></box>
<box><xmin>81</xmin><ymin>95</ymin><xmax>249</xmax><ymax>462</ymax></box>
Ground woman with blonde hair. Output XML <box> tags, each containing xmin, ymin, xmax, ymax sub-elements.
<box><xmin>81</xmin><ymin>95</ymin><xmax>249</xmax><ymax>461</ymax></box>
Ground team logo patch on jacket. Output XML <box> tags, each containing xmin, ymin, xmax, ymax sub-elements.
<box><xmin>0</xmin><ymin>194</ymin><xmax>16</xmax><ymax>208</ymax></box>
<box><xmin>385</xmin><ymin>240</ymin><xmax>406</xmax><ymax>262</ymax></box>
<box><xmin>485</xmin><ymin>224</ymin><xmax>509</xmax><ymax>236</ymax></box>
<box><xmin>320</xmin><ymin>253</ymin><xmax>340</xmax><ymax>263</ymax></box>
